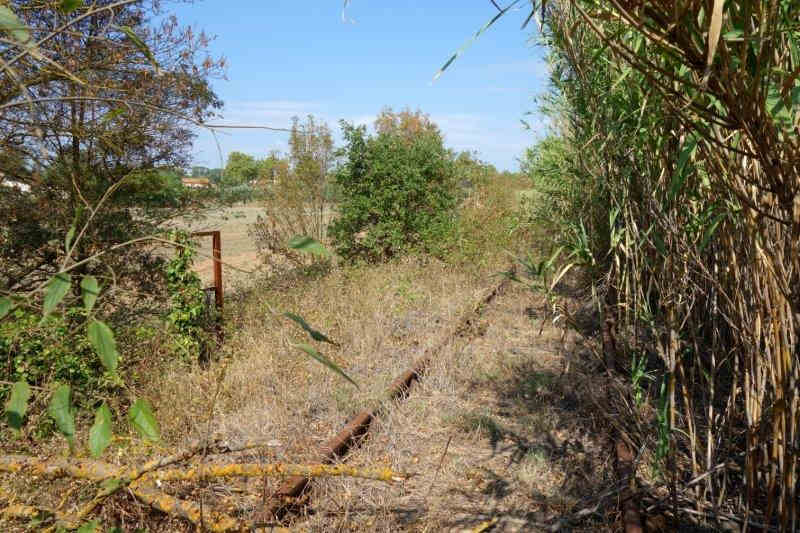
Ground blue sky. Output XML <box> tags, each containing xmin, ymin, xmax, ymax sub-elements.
<box><xmin>167</xmin><ymin>1</ymin><xmax>550</xmax><ymax>171</ymax></box>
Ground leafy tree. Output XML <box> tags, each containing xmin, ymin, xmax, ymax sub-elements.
<box><xmin>0</xmin><ymin>1</ymin><xmax>223</xmax><ymax>448</ymax></box>
<box><xmin>250</xmin><ymin>115</ymin><xmax>335</xmax><ymax>272</ymax></box>
<box><xmin>374</xmin><ymin>106</ymin><xmax>441</xmax><ymax>140</ymax></box>
<box><xmin>451</xmin><ymin>149</ymin><xmax>497</xmax><ymax>193</ymax></box>
<box><xmin>328</xmin><ymin>116</ymin><xmax>457</xmax><ymax>262</ymax></box>
<box><xmin>255</xmin><ymin>151</ymin><xmax>289</xmax><ymax>188</ymax></box>
<box><xmin>222</xmin><ymin>151</ymin><xmax>259</xmax><ymax>188</ymax></box>
<box><xmin>0</xmin><ymin>0</ymin><xmax>223</xmax><ymax>293</ymax></box>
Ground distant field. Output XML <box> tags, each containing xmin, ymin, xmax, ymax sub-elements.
<box><xmin>166</xmin><ymin>205</ymin><xmax>263</xmax><ymax>289</ymax></box>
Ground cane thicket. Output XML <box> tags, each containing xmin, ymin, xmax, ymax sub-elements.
<box><xmin>525</xmin><ymin>1</ymin><xmax>799</xmax><ymax>529</ymax></box>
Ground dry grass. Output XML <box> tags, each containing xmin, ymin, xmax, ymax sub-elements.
<box><xmin>148</xmin><ymin>253</ymin><xmax>505</xmax><ymax>448</ymax></box>
<box><xmin>294</xmin><ymin>284</ymin><xmax>616</xmax><ymax>532</ymax></box>
<box><xmin>3</xmin><ymin>177</ymin><xmax>612</xmax><ymax>531</ymax></box>
<box><xmin>137</xmin><ymin>268</ymin><xmax>621</xmax><ymax>531</ymax></box>
<box><xmin>136</xmin><ymin>174</ymin><xmax>614</xmax><ymax>530</ymax></box>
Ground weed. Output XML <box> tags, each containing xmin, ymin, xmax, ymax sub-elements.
<box><xmin>630</xmin><ymin>353</ymin><xmax>654</xmax><ymax>409</ymax></box>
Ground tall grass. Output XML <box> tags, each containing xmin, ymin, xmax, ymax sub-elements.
<box><xmin>527</xmin><ymin>1</ymin><xmax>799</xmax><ymax>529</ymax></box>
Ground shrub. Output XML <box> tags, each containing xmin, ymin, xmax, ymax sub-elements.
<box><xmin>250</xmin><ymin>115</ymin><xmax>335</xmax><ymax>274</ymax></box>
<box><xmin>329</xmin><ymin>120</ymin><xmax>457</xmax><ymax>262</ymax></box>
<box><xmin>164</xmin><ymin>232</ymin><xmax>214</xmax><ymax>362</ymax></box>
<box><xmin>1</xmin><ymin>308</ymin><xmax>104</xmax><ymax>409</ymax></box>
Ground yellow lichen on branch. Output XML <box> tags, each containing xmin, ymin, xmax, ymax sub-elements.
<box><xmin>0</xmin><ymin>451</ymin><xmax>408</xmax><ymax>531</ymax></box>
<box><xmin>0</xmin><ymin>454</ymin><xmax>122</xmax><ymax>481</ymax></box>
<box><xmin>128</xmin><ymin>481</ymin><xmax>240</xmax><ymax>532</ymax></box>
<box><xmin>146</xmin><ymin>462</ymin><xmax>406</xmax><ymax>483</ymax></box>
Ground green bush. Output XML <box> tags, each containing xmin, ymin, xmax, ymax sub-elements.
<box><xmin>0</xmin><ymin>308</ymin><xmax>103</xmax><ymax>407</ymax></box>
<box><xmin>329</xmin><ymin>121</ymin><xmax>457</xmax><ymax>261</ymax></box>
<box><xmin>164</xmin><ymin>231</ymin><xmax>214</xmax><ymax>361</ymax></box>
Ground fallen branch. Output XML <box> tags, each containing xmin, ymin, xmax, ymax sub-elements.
<box><xmin>0</xmin><ymin>446</ymin><xmax>407</xmax><ymax>531</ymax></box>
<box><xmin>145</xmin><ymin>462</ymin><xmax>406</xmax><ymax>483</ymax></box>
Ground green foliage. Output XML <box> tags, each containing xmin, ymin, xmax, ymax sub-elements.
<box><xmin>451</xmin><ymin>150</ymin><xmax>497</xmax><ymax>193</ymax></box>
<box><xmin>223</xmin><ymin>151</ymin><xmax>259</xmax><ymax>188</ymax></box>
<box><xmin>284</xmin><ymin>311</ymin><xmax>338</xmax><ymax>345</ymax></box>
<box><xmin>4</xmin><ymin>380</ymin><xmax>30</xmax><ymax>435</ymax></box>
<box><xmin>114</xmin><ymin>168</ymin><xmax>189</xmax><ymax>208</ymax></box>
<box><xmin>216</xmin><ymin>183</ymin><xmax>255</xmax><ymax>204</ymax></box>
<box><xmin>48</xmin><ymin>383</ymin><xmax>76</xmax><ymax>450</ymax></box>
<box><xmin>87</xmin><ymin>320</ymin><xmax>119</xmax><ymax>374</ymax></box>
<box><xmin>329</xmin><ymin>120</ymin><xmax>458</xmax><ymax>262</ymax></box>
<box><xmin>520</xmin><ymin>0</ymin><xmax>800</xmax><ymax>523</ymax></box>
<box><xmin>192</xmin><ymin>166</ymin><xmax>223</xmax><ymax>184</ymax></box>
<box><xmin>42</xmin><ymin>273</ymin><xmax>71</xmax><ymax>318</ymax></box>
<box><xmin>1</xmin><ymin>308</ymin><xmax>102</xmax><ymax>401</ymax></box>
<box><xmin>80</xmin><ymin>275</ymin><xmax>99</xmax><ymax>313</ymax></box>
<box><xmin>448</xmin><ymin>169</ymin><xmax>530</xmax><ymax>267</ymax></box>
<box><xmin>250</xmin><ymin>116</ymin><xmax>335</xmax><ymax>274</ymax></box>
<box><xmin>164</xmin><ymin>231</ymin><xmax>213</xmax><ymax>360</ymax></box>
<box><xmin>88</xmin><ymin>403</ymin><xmax>113</xmax><ymax>458</ymax></box>
<box><xmin>127</xmin><ymin>398</ymin><xmax>160</xmax><ymax>442</ymax></box>
<box><xmin>283</xmin><ymin>308</ymin><xmax>356</xmax><ymax>388</ymax></box>
<box><xmin>287</xmin><ymin>235</ymin><xmax>331</xmax><ymax>259</ymax></box>
<box><xmin>630</xmin><ymin>353</ymin><xmax>654</xmax><ymax>409</ymax></box>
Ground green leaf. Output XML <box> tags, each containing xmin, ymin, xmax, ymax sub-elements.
<box><xmin>284</xmin><ymin>312</ymin><xmax>339</xmax><ymax>345</ymax></box>
<box><xmin>288</xmin><ymin>235</ymin><xmax>331</xmax><ymax>258</ymax></box>
<box><xmin>433</xmin><ymin>0</ymin><xmax>521</xmax><ymax>81</ymax></box>
<box><xmin>81</xmin><ymin>276</ymin><xmax>100</xmax><ymax>313</ymax></box>
<box><xmin>115</xmin><ymin>25</ymin><xmax>160</xmax><ymax>72</ymax></box>
<box><xmin>0</xmin><ymin>5</ymin><xmax>30</xmax><ymax>45</ymax></box>
<box><xmin>699</xmin><ymin>212</ymin><xmax>727</xmax><ymax>252</ymax></box>
<box><xmin>48</xmin><ymin>384</ymin><xmax>76</xmax><ymax>447</ymax></box>
<box><xmin>88</xmin><ymin>404</ymin><xmax>113</xmax><ymax>458</ymax></box>
<box><xmin>65</xmin><ymin>224</ymin><xmax>76</xmax><ymax>254</ymax></box>
<box><xmin>0</xmin><ymin>297</ymin><xmax>14</xmax><ymax>320</ymax></box>
<box><xmin>42</xmin><ymin>273</ymin><xmax>71</xmax><ymax>317</ymax></box>
<box><xmin>76</xmin><ymin>521</ymin><xmax>99</xmax><ymax>533</ymax></box>
<box><xmin>5</xmin><ymin>380</ymin><xmax>30</xmax><ymax>434</ymax></box>
<box><xmin>101</xmin><ymin>478</ymin><xmax>122</xmax><ymax>493</ymax></box>
<box><xmin>59</xmin><ymin>0</ymin><xmax>83</xmax><ymax>14</ymax></box>
<box><xmin>87</xmin><ymin>320</ymin><xmax>119</xmax><ymax>373</ymax></box>
<box><xmin>290</xmin><ymin>342</ymin><xmax>358</xmax><ymax>388</ymax></box>
<box><xmin>668</xmin><ymin>136</ymin><xmax>698</xmax><ymax>201</ymax></box>
<box><xmin>100</xmin><ymin>107</ymin><xmax>125</xmax><ymax>125</ymax></box>
<box><xmin>128</xmin><ymin>399</ymin><xmax>160</xmax><ymax>442</ymax></box>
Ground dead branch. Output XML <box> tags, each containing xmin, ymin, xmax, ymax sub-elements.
<box><xmin>0</xmin><ymin>448</ymin><xmax>407</xmax><ymax>531</ymax></box>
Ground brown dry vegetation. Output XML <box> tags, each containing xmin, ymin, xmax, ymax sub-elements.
<box><xmin>134</xmin><ymin>174</ymin><xmax>628</xmax><ymax>531</ymax></box>
<box><xmin>297</xmin><ymin>283</ymin><xmax>613</xmax><ymax>532</ymax></box>
<box><xmin>1</xmin><ymin>173</ymin><xmax>630</xmax><ymax>531</ymax></box>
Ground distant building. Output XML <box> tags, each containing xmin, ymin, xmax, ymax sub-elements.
<box><xmin>181</xmin><ymin>177</ymin><xmax>211</xmax><ymax>189</ymax></box>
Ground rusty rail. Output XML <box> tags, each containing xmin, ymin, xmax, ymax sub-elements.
<box><xmin>262</xmin><ymin>269</ymin><xmax>514</xmax><ymax>523</ymax></box>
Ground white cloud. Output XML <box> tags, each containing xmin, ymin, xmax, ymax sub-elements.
<box><xmin>212</xmin><ymin>99</ymin><xmax>322</xmax><ymax>127</ymax></box>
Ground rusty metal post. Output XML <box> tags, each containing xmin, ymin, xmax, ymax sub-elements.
<box><xmin>190</xmin><ymin>231</ymin><xmax>224</xmax><ymax>349</ymax></box>
<box><xmin>191</xmin><ymin>230</ymin><xmax>223</xmax><ymax>313</ymax></box>
<box><xmin>211</xmin><ymin>230</ymin><xmax>223</xmax><ymax>312</ymax></box>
